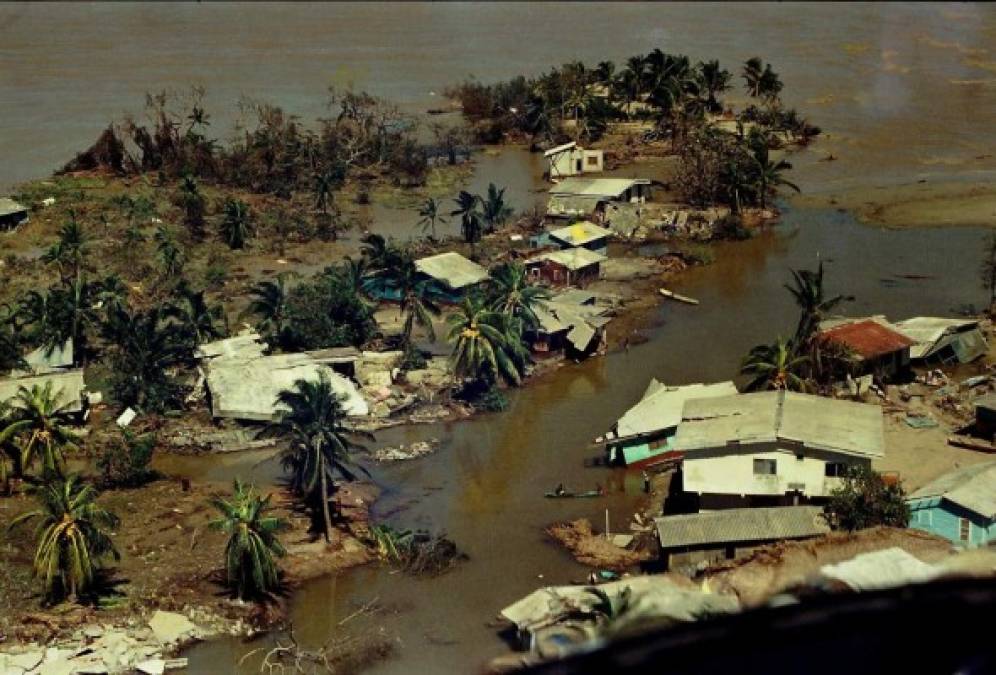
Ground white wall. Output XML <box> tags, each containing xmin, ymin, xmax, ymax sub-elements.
<box><xmin>683</xmin><ymin>445</ymin><xmax>871</xmax><ymax>498</ymax></box>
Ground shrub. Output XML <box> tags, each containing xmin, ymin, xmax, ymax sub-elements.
<box><xmin>97</xmin><ymin>431</ymin><xmax>159</xmax><ymax>489</ymax></box>
<box><xmin>823</xmin><ymin>466</ymin><xmax>910</xmax><ymax>532</ymax></box>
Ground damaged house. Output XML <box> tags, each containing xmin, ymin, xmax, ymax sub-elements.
<box><xmin>0</xmin><ymin>369</ymin><xmax>91</xmax><ymax>420</ymax></box>
<box><xmin>546</xmin><ymin>177</ymin><xmax>652</xmax><ymax>221</ymax></box>
<box><xmin>525</xmin><ymin>247</ymin><xmax>605</xmax><ymax>288</ymax></box>
<box><xmin>544</xmin><ymin>141</ymin><xmax>604</xmax><ymax>180</ymax></box>
<box><xmin>817</xmin><ymin>317</ymin><xmax>914</xmax><ymax>380</ymax></box>
<box><xmin>547</xmin><ymin>220</ymin><xmax>613</xmax><ymax>256</ymax></box>
<box><xmin>894</xmin><ymin>317</ymin><xmax>988</xmax><ymax>365</ymax></box>
<box><xmin>654</xmin><ymin>505</ymin><xmax>830</xmax><ymax>570</ymax></box>
<box><xmin>675</xmin><ymin>390</ymin><xmax>885</xmax><ymax>509</ymax></box>
<box><xmin>604</xmin><ymin>380</ymin><xmax>738</xmax><ymax>468</ymax></box>
<box><xmin>198</xmin><ymin>332</ymin><xmax>368</xmax><ymax>421</ymax></box>
<box><xmin>413</xmin><ymin>251</ymin><xmax>489</xmax><ymax>303</ymax></box>
<box><xmin>529</xmin><ymin>291</ymin><xmax>611</xmax><ymax>360</ymax></box>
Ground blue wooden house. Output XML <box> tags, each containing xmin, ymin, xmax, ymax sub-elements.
<box><xmin>907</xmin><ymin>461</ymin><xmax>996</xmax><ymax>548</ymax></box>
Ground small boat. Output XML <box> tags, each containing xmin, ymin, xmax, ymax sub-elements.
<box><xmin>659</xmin><ymin>288</ymin><xmax>699</xmax><ymax>305</ymax></box>
<box><xmin>544</xmin><ymin>490</ymin><xmax>604</xmax><ymax>499</ymax></box>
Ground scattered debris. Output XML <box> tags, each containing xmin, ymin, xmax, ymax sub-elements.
<box><xmin>369</xmin><ymin>525</ymin><xmax>467</xmax><ymax>575</ymax></box>
<box><xmin>546</xmin><ymin>519</ymin><xmax>650</xmax><ymax>571</ymax></box>
<box><xmin>370</xmin><ymin>439</ymin><xmax>439</xmax><ymax>462</ymax></box>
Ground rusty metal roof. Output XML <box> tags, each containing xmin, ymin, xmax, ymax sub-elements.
<box><xmin>818</xmin><ymin>319</ymin><xmax>914</xmax><ymax>359</ymax></box>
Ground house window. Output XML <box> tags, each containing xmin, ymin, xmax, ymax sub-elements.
<box><xmin>960</xmin><ymin>518</ymin><xmax>971</xmax><ymax>542</ymax></box>
<box><xmin>753</xmin><ymin>459</ymin><xmax>777</xmax><ymax>476</ymax></box>
<box><xmin>586</xmin><ymin>155</ymin><xmax>599</xmax><ymax>166</ymax></box>
<box><xmin>825</xmin><ymin>462</ymin><xmax>848</xmax><ymax>477</ymax></box>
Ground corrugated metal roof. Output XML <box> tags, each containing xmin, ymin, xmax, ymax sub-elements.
<box><xmin>615</xmin><ymin>381</ymin><xmax>738</xmax><ymax>439</ymax></box>
<box><xmin>0</xmin><ymin>197</ymin><xmax>27</xmax><ymax>218</ymax></box>
<box><xmin>549</xmin><ymin>177</ymin><xmax>651</xmax><ymax>198</ymax></box>
<box><xmin>543</xmin><ymin>141</ymin><xmax>577</xmax><ymax>157</ymax></box>
<box><xmin>528</xmin><ymin>247</ymin><xmax>606</xmax><ymax>271</ymax></box>
<box><xmin>414</xmin><ymin>251</ymin><xmax>488</xmax><ymax>290</ymax></box>
<box><xmin>654</xmin><ymin>506</ymin><xmax>829</xmax><ymax>549</ymax></box>
<box><xmin>0</xmin><ymin>369</ymin><xmax>87</xmax><ymax>413</ymax></box>
<box><xmin>818</xmin><ymin>319</ymin><xmax>914</xmax><ymax>359</ymax></box>
<box><xmin>910</xmin><ymin>460</ymin><xmax>996</xmax><ymax>518</ymax></box>
<box><xmin>894</xmin><ymin>317</ymin><xmax>986</xmax><ymax>361</ymax></box>
<box><xmin>547</xmin><ymin>221</ymin><xmax>613</xmax><ymax>247</ymax></box>
<box><xmin>552</xmin><ymin>289</ymin><xmax>596</xmax><ymax>306</ymax></box>
<box><xmin>676</xmin><ymin>391</ymin><xmax>885</xmax><ymax>459</ymax></box>
<box><xmin>534</xmin><ymin>301</ymin><xmax>611</xmax><ymax>350</ymax></box>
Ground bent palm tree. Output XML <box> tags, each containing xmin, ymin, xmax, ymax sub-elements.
<box><xmin>740</xmin><ymin>337</ymin><xmax>810</xmax><ymax>392</ymax></box>
<box><xmin>784</xmin><ymin>262</ymin><xmax>847</xmax><ymax>345</ymax></box>
<box><xmin>1</xmin><ymin>381</ymin><xmax>81</xmax><ymax>477</ymax></box>
<box><xmin>9</xmin><ymin>474</ymin><xmax>119</xmax><ymax>603</ymax></box>
<box><xmin>753</xmin><ymin>144</ymin><xmax>799</xmax><ymax>209</ymax></box>
<box><xmin>451</xmin><ymin>191</ymin><xmax>483</xmax><ymax>251</ymax></box>
<box><xmin>209</xmin><ymin>478</ymin><xmax>287</xmax><ymax>600</ymax></box>
<box><xmin>480</xmin><ymin>184</ymin><xmax>513</xmax><ymax>233</ymax></box>
<box><xmin>261</xmin><ymin>373</ymin><xmax>371</xmax><ymax>544</ymax></box>
<box><xmin>417</xmin><ymin>198</ymin><xmax>447</xmax><ymax>240</ymax></box>
<box><xmin>219</xmin><ymin>199</ymin><xmax>253</xmax><ymax>250</ymax></box>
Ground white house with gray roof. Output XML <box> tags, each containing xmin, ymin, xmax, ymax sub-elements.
<box><xmin>675</xmin><ymin>391</ymin><xmax>885</xmax><ymax>506</ymax></box>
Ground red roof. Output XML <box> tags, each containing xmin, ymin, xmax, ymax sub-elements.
<box><xmin>818</xmin><ymin>319</ymin><xmax>914</xmax><ymax>359</ymax></box>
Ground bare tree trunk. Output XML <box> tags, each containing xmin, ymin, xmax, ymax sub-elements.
<box><xmin>320</xmin><ymin>456</ymin><xmax>334</xmax><ymax>546</ymax></box>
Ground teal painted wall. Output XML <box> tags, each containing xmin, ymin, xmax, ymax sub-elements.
<box><xmin>908</xmin><ymin>496</ymin><xmax>995</xmax><ymax>548</ymax></box>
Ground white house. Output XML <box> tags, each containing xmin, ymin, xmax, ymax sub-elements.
<box><xmin>675</xmin><ymin>390</ymin><xmax>884</xmax><ymax>507</ymax></box>
<box><xmin>544</xmin><ymin>141</ymin><xmax>604</xmax><ymax>180</ymax></box>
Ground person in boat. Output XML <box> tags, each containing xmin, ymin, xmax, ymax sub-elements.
<box><xmin>555</xmin><ymin>483</ymin><xmax>566</xmax><ymax>496</ymax></box>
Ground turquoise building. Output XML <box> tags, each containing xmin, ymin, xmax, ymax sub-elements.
<box><xmin>907</xmin><ymin>461</ymin><xmax>996</xmax><ymax>548</ymax></box>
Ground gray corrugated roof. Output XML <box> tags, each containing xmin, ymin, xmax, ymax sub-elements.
<box><xmin>676</xmin><ymin>390</ymin><xmax>884</xmax><ymax>459</ymax></box>
<box><xmin>549</xmin><ymin>177</ymin><xmax>651</xmax><ymax>198</ymax></box>
<box><xmin>415</xmin><ymin>251</ymin><xmax>488</xmax><ymax>290</ymax></box>
<box><xmin>655</xmin><ymin>506</ymin><xmax>828</xmax><ymax>549</ymax></box>
<box><xmin>615</xmin><ymin>381</ymin><xmax>738</xmax><ymax>439</ymax></box>
<box><xmin>909</xmin><ymin>461</ymin><xmax>996</xmax><ymax>518</ymax></box>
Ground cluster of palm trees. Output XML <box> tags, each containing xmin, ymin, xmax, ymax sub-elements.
<box><xmin>740</xmin><ymin>262</ymin><xmax>855</xmax><ymax>391</ymax></box>
<box><xmin>448</xmin><ymin>182</ymin><xmax>513</xmax><ymax>249</ymax></box>
<box><xmin>451</xmin><ymin>50</ymin><xmax>809</xmax><ymax>152</ymax></box>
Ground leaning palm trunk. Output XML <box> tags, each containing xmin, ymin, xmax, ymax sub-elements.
<box><xmin>319</xmin><ymin>452</ymin><xmax>333</xmax><ymax>545</ymax></box>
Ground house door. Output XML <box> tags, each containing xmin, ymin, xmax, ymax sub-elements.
<box><xmin>576</xmin><ymin>159</ymin><xmax>583</xmax><ymax>173</ymax></box>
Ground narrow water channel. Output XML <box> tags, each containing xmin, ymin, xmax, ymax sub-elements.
<box><xmin>173</xmin><ymin>204</ymin><xmax>988</xmax><ymax>674</ymax></box>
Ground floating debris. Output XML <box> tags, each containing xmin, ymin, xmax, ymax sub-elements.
<box><xmin>370</xmin><ymin>439</ymin><xmax>439</xmax><ymax>462</ymax></box>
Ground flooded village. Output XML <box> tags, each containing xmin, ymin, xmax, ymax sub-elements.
<box><xmin>3</xmin><ymin>3</ymin><xmax>996</xmax><ymax>674</ymax></box>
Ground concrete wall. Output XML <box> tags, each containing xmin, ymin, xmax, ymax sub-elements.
<box><xmin>549</xmin><ymin>148</ymin><xmax>603</xmax><ymax>178</ymax></box>
<box><xmin>908</xmin><ymin>497</ymin><xmax>996</xmax><ymax>548</ymax></box>
<box><xmin>683</xmin><ymin>443</ymin><xmax>871</xmax><ymax>498</ymax></box>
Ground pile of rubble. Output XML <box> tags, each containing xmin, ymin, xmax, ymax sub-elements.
<box><xmin>0</xmin><ymin>609</ymin><xmax>227</xmax><ymax>674</ymax></box>
<box><xmin>370</xmin><ymin>439</ymin><xmax>439</xmax><ymax>462</ymax></box>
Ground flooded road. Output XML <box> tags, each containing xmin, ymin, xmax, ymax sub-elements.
<box><xmin>4</xmin><ymin>2</ymin><xmax>994</xmax><ymax>672</ymax></box>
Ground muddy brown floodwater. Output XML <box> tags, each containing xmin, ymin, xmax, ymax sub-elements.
<box><xmin>4</xmin><ymin>2</ymin><xmax>996</xmax><ymax>673</ymax></box>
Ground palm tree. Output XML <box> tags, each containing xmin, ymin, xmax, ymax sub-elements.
<box><xmin>396</xmin><ymin>258</ymin><xmax>444</xmax><ymax>347</ymax></box>
<box><xmin>313</xmin><ymin>170</ymin><xmax>335</xmax><ymax>216</ymax></box>
<box><xmin>451</xmin><ymin>191</ymin><xmax>483</xmax><ymax>251</ymax></box>
<box><xmin>245</xmin><ymin>273</ymin><xmax>292</xmax><ymax>347</ymax></box>
<box><xmin>0</xmin><ymin>381</ymin><xmax>81</xmax><ymax>477</ymax></box>
<box><xmin>417</xmin><ymin>197</ymin><xmax>447</xmax><ymax>240</ymax></box>
<box><xmin>8</xmin><ymin>474</ymin><xmax>119</xmax><ymax>603</ymax></box>
<box><xmin>784</xmin><ymin>262</ymin><xmax>848</xmax><ymax>346</ymax></box>
<box><xmin>487</xmin><ymin>262</ymin><xmax>550</xmax><ymax>329</ymax></box>
<box><xmin>178</xmin><ymin>175</ymin><xmax>206</xmax><ymax>241</ymax></box>
<box><xmin>697</xmin><ymin>60</ymin><xmax>731</xmax><ymax>113</ymax></box>
<box><xmin>154</xmin><ymin>225</ymin><xmax>185</xmax><ymax>280</ymax></box>
<box><xmin>102</xmin><ymin>305</ymin><xmax>194</xmax><ymax>412</ymax></box>
<box><xmin>447</xmin><ymin>296</ymin><xmax>523</xmax><ymax>386</ymax></box>
<box><xmin>752</xmin><ymin>143</ymin><xmax>799</xmax><ymax>209</ymax></box>
<box><xmin>740</xmin><ymin>337</ymin><xmax>810</xmax><ymax>392</ymax></box>
<box><xmin>360</xmin><ymin>233</ymin><xmax>402</xmax><ymax>271</ymax></box>
<box><xmin>743</xmin><ymin>57</ymin><xmax>764</xmax><ymax>98</ymax></box>
<box><xmin>219</xmin><ymin>199</ymin><xmax>254</xmax><ymax>250</ymax></box>
<box><xmin>261</xmin><ymin>373</ymin><xmax>372</xmax><ymax>544</ymax></box>
<box><xmin>209</xmin><ymin>478</ymin><xmax>287</xmax><ymax>600</ymax></box>
<box><xmin>169</xmin><ymin>281</ymin><xmax>226</xmax><ymax>345</ymax></box>
<box><xmin>0</xmin><ymin>305</ymin><xmax>24</xmax><ymax>375</ymax></box>
<box><xmin>42</xmin><ymin>214</ymin><xmax>88</xmax><ymax>281</ymax></box>
<box><xmin>480</xmin><ymin>183</ymin><xmax>514</xmax><ymax>233</ymax></box>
